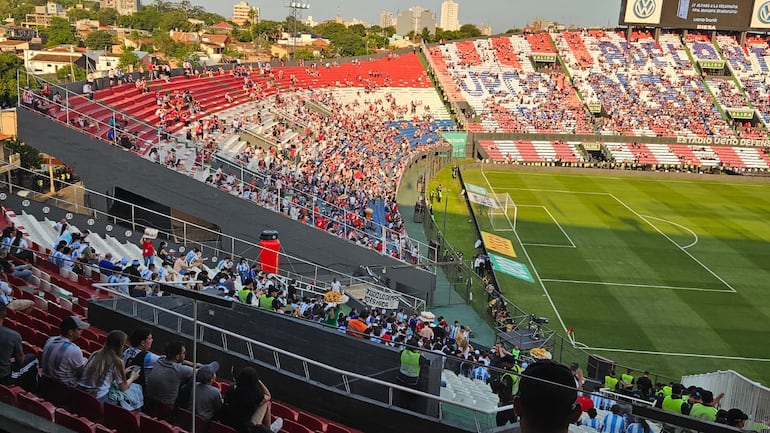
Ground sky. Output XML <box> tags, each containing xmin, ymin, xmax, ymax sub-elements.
<box><xmin>192</xmin><ymin>0</ymin><xmax>624</xmax><ymax>33</ymax></box>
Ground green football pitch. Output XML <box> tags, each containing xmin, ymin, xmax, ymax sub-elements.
<box><xmin>434</xmin><ymin>167</ymin><xmax>770</xmax><ymax>386</ymax></box>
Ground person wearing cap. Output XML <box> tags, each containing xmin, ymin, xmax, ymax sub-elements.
<box><xmin>493</xmin><ymin>354</ymin><xmax>523</xmax><ymax>426</ymax></box>
<box><xmin>41</xmin><ymin>316</ymin><xmax>90</xmax><ymax>387</ymax></box>
<box><xmin>258</xmin><ymin>286</ymin><xmax>280</xmax><ymax>312</ymax></box>
<box><xmin>191</xmin><ymin>361</ymin><xmax>222</xmax><ymax>421</ymax></box>
<box><xmin>513</xmin><ymin>361</ymin><xmax>581</xmax><ymax>433</ymax></box>
<box><xmin>689</xmin><ymin>389</ymin><xmax>724</xmax><ymax>422</ymax></box>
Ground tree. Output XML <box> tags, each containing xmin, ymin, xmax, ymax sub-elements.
<box><xmin>56</xmin><ymin>65</ymin><xmax>87</xmax><ymax>82</ymax></box>
<box><xmin>85</xmin><ymin>30</ymin><xmax>114</xmax><ymax>50</ymax></box>
<box><xmin>348</xmin><ymin>24</ymin><xmax>366</xmax><ymax>37</ymax></box>
<box><xmin>294</xmin><ymin>48</ymin><xmax>314</xmax><ymax>61</ymax></box>
<box><xmin>43</xmin><ymin>17</ymin><xmax>78</xmax><ymax>47</ymax></box>
<box><xmin>158</xmin><ymin>10</ymin><xmax>190</xmax><ymax>31</ymax></box>
<box><xmin>67</xmin><ymin>8</ymin><xmax>93</xmax><ymax>21</ymax></box>
<box><xmin>420</xmin><ymin>27</ymin><xmax>432</xmax><ymax>43</ymax></box>
<box><xmin>458</xmin><ymin>24</ymin><xmax>482</xmax><ymax>38</ymax></box>
<box><xmin>96</xmin><ymin>8</ymin><xmax>119</xmax><ymax>26</ymax></box>
<box><xmin>118</xmin><ymin>49</ymin><xmax>140</xmax><ymax>69</ymax></box>
<box><xmin>3</xmin><ymin>138</ymin><xmax>42</xmax><ymax>169</ymax></box>
<box><xmin>0</xmin><ymin>52</ymin><xmax>24</xmax><ymax>107</ymax></box>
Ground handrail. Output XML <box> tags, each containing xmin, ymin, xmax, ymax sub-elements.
<box><xmin>91</xmin><ymin>283</ymin><xmax>503</xmax><ymax>432</ymax></box>
<box><xmin>2</xmin><ymin>164</ymin><xmax>427</xmax><ymax>312</ymax></box>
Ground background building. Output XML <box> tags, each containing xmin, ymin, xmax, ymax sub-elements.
<box><xmin>479</xmin><ymin>24</ymin><xmax>493</xmax><ymax>36</ymax></box>
<box><xmin>439</xmin><ymin>0</ymin><xmax>460</xmax><ymax>31</ymax></box>
<box><xmin>379</xmin><ymin>11</ymin><xmax>394</xmax><ymax>28</ymax></box>
<box><xmin>100</xmin><ymin>0</ymin><xmax>141</xmax><ymax>15</ymax></box>
<box><xmin>395</xmin><ymin>6</ymin><xmax>436</xmax><ymax>36</ymax></box>
<box><xmin>232</xmin><ymin>1</ymin><xmax>260</xmax><ymax>26</ymax></box>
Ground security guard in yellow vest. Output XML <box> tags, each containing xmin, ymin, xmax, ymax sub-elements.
<box><xmin>655</xmin><ymin>383</ymin><xmax>686</xmax><ymax>414</ymax></box>
<box><xmin>494</xmin><ymin>355</ymin><xmax>522</xmax><ymax>427</ymax></box>
<box><xmin>259</xmin><ymin>286</ymin><xmax>279</xmax><ymax>311</ymax></box>
<box><xmin>689</xmin><ymin>390</ymin><xmax>722</xmax><ymax>422</ymax></box>
<box><xmin>604</xmin><ymin>370</ymin><xmax>619</xmax><ymax>390</ymax></box>
<box><xmin>397</xmin><ymin>342</ymin><xmax>423</xmax><ymax>386</ymax></box>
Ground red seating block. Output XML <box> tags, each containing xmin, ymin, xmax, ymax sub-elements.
<box><xmin>271</xmin><ymin>401</ymin><xmax>299</xmax><ymax>422</ymax></box>
<box><xmin>281</xmin><ymin>418</ymin><xmax>313</xmax><ymax>433</ymax></box>
<box><xmin>17</xmin><ymin>392</ymin><xmax>56</xmax><ymax>421</ymax></box>
<box><xmin>56</xmin><ymin>409</ymin><xmax>97</xmax><ymax>433</ymax></box>
<box><xmin>175</xmin><ymin>407</ymin><xmax>206</xmax><ymax>433</ymax></box>
<box><xmin>139</xmin><ymin>413</ymin><xmax>179</xmax><ymax>433</ymax></box>
<box><xmin>207</xmin><ymin>421</ymin><xmax>237</xmax><ymax>433</ymax></box>
<box><xmin>71</xmin><ymin>387</ymin><xmax>104</xmax><ymax>421</ymax></box>
<box><xmin>0</xmin><ymin>384</ymin><xmax>23</xmax><ymax>406</ymax></box>
<box><xmin>297</xmin><ymin>412</ymin><xmax>327</xmax><ymax>432</ymax></box>
<box><xmin>326</xmin><ymin>423</ymin><xmax>354</xmax><ymax>433</ymax></box>
<box><xmin>39</xmin><ymin>376</ymin><xmax>73</xmax><ymax>408</ymax></box>
<box><xmin>103</xmin><ymin>401</ymin><xmax>140</xmax><ymax>433</ymax></box>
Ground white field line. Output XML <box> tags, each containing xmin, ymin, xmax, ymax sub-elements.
<box><xmin>480</xmin><ymin>167</ymin><xmax>575</xmax><ymax>345</ymax></box>
<box><xmin>642</xmin><ymin>214</ymin><xmax>699</xmax><ymax>249</ymax></box>
<box><xmin>610</xmin><ymin>194</ymin><xmax>736</xmax><ymax>293</ymax></box>
<box><xmin>518</xmin><ymin>205</ymin><xmax>576</xmax><ymax>248</ymax></box>
<box><xmin>541</xmin><ymin>278</ymin><xmax>733</xmax><ymax>293</ymax></box>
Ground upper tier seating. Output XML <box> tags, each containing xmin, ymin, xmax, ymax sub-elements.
<box><xmin>432</xmin><ymin>35</ymin><xmax>593</xmax><ymax>134</ymax></box>
<box><xmin>554</xmin><ymin>31</ymin><xmax>732</xmax><ymax>138</ymax></box>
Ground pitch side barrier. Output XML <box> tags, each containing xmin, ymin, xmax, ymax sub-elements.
<box><xmin>469</xmin><ymin>132</ymin><xmax>770</xmax><ymax>150</ymax></box>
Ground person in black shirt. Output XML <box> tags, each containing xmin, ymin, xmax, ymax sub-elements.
<box><xmin>218</xmin><ymin>367</ymin><xmax>282</xmax><ymax>433</ymax></box>
<box><xmin>635</xmin><ymin>370</ymin><xmax>654</xmax><ymax>401</ymax></box>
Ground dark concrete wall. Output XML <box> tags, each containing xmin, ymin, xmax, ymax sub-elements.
<box><xmin>87</xmin><ymin>297</ymin><xmax>458</xmax><ymax>433</ymax></box>
<box><xmin>16</xmin><ymin>108</ymin><xmax>433</xmax><ymax>300</ymax></box>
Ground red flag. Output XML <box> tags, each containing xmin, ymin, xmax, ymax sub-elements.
<box><xmin>566</xmin><ymin>327</ymin><xmax>574</xmax><ymax>335</ymax></box>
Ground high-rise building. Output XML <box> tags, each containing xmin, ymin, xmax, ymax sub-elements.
<box><xmin>439</xmin><ymin>0</ymin><xmax>460</xmax><ymax>31</ymax></box>
<box><xmin>395</xmin><ymin>6</ymin><xmax>436</xmax><ymax>36</ymax></box>
<box><xmin>100</xmin><ymin>0</ymin><xmax>141</xmax><ymax>15</ymax></box>
<box><xmin>379</xmin><ymin>11</ymin><xmax>394</xmax><ymax>28</ymax></box>
<box><xmin>479</xmin><ymin>24</ymin><xmax>493</xmax><ymax>36</ymax></box>
<box><xmin>232</xmin><ymin>1</ymin><xmax>260</xmax><ymax>26</ymax></box>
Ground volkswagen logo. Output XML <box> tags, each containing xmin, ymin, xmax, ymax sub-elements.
<box><xmin>633</xmin><ymin>0</ymin><xmax>657</xmax><ymax>19</ymax></box>
<box><xmin>758</xmin><ymin>1</ymin><xmax>770</xmax><ymax>24</ymax></box>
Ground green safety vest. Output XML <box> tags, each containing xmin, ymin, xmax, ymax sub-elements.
<box><xmin>662</xmin><ymin>385</ymin><xmax>673</xmax><ymax>396</ymax></box>
<box><xmin>689</xmin><ymin>404</ymin><xmax>718</xmax><ymax>421</ymax></box>
<box><xmin>503</xmin><ymin>365</ymin><xmax>523</xmax><ymax>395</ymax></box>
<box><xmin>605</xmin><ymin>375</ymin><xmax>619</xmax><ymax>390</ymax></box>
<box><xmin>259</xmin><ymin>294</ymin><xmax>275</xmax><ymax>311</ymax></box>
<box><xmin>661</xmin><ymin>396</ymin><xmax>685</xmax><ymax>413</ymax></box>
<box><xmin>400</xmin><ymin>350</ymin><xmax>421</xmax><ymax>378</ymax></box>
<box><xmin>511</xmin><ymin>348</ymin><xmax>520</xmax><ymax>359</ymax></box>
<box><xmin>621</xmin><ymin>374</ymin><xmax>634</xmax><ymax>385</ymax></box>
<box><xmin>237</xmin><ymin>289</ymin><xmax>251</xmax><ymax>304</ymax></box>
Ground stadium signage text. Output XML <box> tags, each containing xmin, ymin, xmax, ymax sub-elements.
<box><xmin>363</xmin><ymin>287</ymin><xmax>400</xmax><ymax>309</ymax></box>
<box><xmin>675</xmin><ymin>136</ymin><xmax>770</xmax><ymax>146</ymax></box>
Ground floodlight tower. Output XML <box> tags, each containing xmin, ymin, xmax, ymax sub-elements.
<box><xmin>286</xmin><ymin>1</ymin><xmax>310</xmax><ymax>61</ymax></box>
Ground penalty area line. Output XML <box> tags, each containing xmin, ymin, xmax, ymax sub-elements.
<box><xmin>540</xmin><ymin>279</ymin><xmax>734</xmax><ymax>293</ymax></box>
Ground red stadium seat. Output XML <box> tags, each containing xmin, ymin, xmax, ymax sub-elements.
<box><xmin>55</xmin><ymin>409</ymin><xmax>97</xmax><ymax>433</ymax></box>
<box><xmin>326</xmin><ymin>423</ymin><xmax>354</xmax><ymax>433</ymax></box>
<box><xmin>103</xmin><ymin>401</ymin><xmax>140</xmax><ymax>433</ymax></box>
<box><xmin>207</xmin><ymin>421</ymin><xmax>237</xmax><ymax>433</ymax></box>
<box><xmin>39</xmin><ymin>376</ymin><xmax>73</xmax><ymax>408</ymax></box>
<box><xmin>17</xmin><ymin>392</ymin><xmax>56</xmax><ymax>421</ymax></box>
<box><xmin>174</xmin><ymin>407</ymin><xmax>206</xmax><ymax>433</ymax></box>
<box><xmin>297</xmin><ymin>412</ymin><xmax>327</xmax><ymax>432</ymax></box>
<box><xmin>71</xmin><ymin>387</ymin><xmax>104</xmax><ymax>421</ymax></box>
<box><xmin>138</xmin><ymin>413</ymin><xmax>180</xmax><ymax>433</ymax></box>
<box><xmin>143</xmin><ymin>398</ymin><xmax>174</xmax><ymax>421</ymax></box>
<box><xmin>271</xmin><ymin>401</ymin><xmax>299</xmax><ymax>422</ymax></box>
<box><xmin>281</xmin><ymin>418</ymin><xmax>313</xmax><ymax>433</ymax></box>
<box><xmin>0</xmin><ymin>384</ymin><xmax>23</xmax><ymax>406</ymax></box>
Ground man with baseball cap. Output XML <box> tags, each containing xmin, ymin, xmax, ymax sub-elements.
<box><xmin>514</xmin><ymin>361</ymin><xmax>581</xmax><ymax>433</ymax></box>
<box><xmin>191</xmin><ymin>361</ymin><xmax>222</xmax><ymax>421</ymax></box>
<box><xmin>493</xmin><ymin>354</ymin><xmax>523</xmax><ymax>426</ymax></box>
<box><xmin>41</xmin><ymin>316</ymin><xmax>89</xmax><ymax>386</ymax></box>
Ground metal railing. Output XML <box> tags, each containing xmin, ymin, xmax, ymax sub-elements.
<box><xmin>91</xmin><ymin>283</ymin><xmax>501</xmax><ymax>432</ymax></box>
<box><xmin>0</xmin><ymin>165</ymin><xmax>427</xmax><ymax>312</ymax></box>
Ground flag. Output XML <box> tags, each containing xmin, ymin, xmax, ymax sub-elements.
<box><xmin>566</xmin><ymin>327</ymin><xmax>574</xmax><ymax>335</ymax></box>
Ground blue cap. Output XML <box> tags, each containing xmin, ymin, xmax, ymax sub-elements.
<box><xmin>132</xmin><ymin>259</ymin><xmax>141</xmax><ymax>266</ymax></box>
<box><xmin>120</xmin><ymin>258</ymin><xmax>129</xmax><ymax>265</ymax></box>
